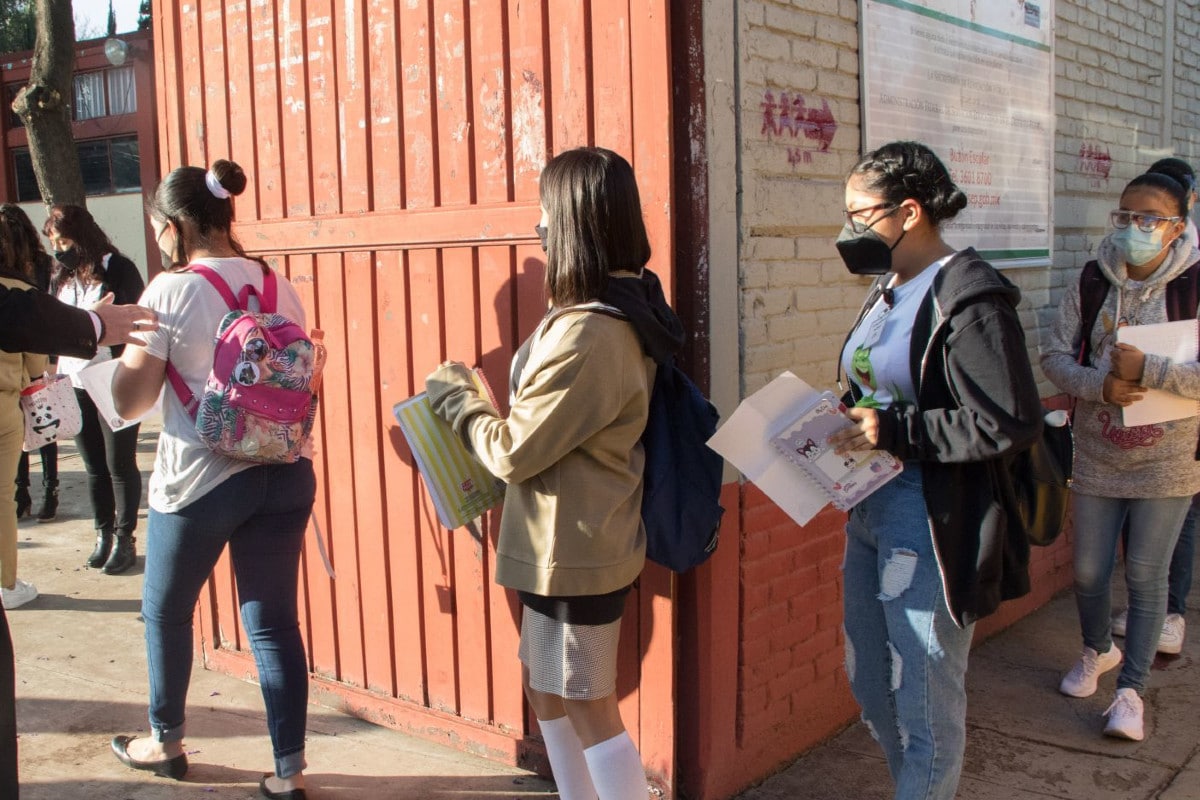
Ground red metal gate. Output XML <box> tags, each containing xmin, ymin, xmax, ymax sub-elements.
<box><xmin>153</xmin><ymin>0</ymin><xmax>677</xmax><ymax>790</ymax></box>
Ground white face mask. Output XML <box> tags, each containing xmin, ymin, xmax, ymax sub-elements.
<box><xmin>1112</xmin><ymin>226</ymin><xmax>1169</xmax><ymax>266</ymax></box>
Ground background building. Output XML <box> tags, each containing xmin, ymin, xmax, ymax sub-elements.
<box><xmin>0</xmin><ymin>28</ymin><xmax>158</xmax><ymax>280</ymax></box>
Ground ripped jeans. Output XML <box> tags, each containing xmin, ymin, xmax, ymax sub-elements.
<box><xmin>842</xmin><ymin>466</ymin><xmax>975</xmax><ymax>800</ymax></box>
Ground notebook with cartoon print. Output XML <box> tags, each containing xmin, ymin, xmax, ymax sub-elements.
<box><xmin>769</xmin><ymin>391</ymin><xmax>902</xmax><ymax>511</ymax></box>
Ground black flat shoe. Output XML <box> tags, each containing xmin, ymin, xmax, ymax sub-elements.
<box><xmin>110</xmin><ymin>735</ymin><xmax>188</xmax><ymax>780</ymax></box>
<box><xmin>260</xmin><ymin>774</ymin><xmax>307</xmax><ymax>800</ymax></box>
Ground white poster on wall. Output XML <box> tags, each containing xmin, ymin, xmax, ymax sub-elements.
<box><xmin>861</xmin><ymin>0</ymin><xmax>1054</xmax><ymax>265</ymax></box>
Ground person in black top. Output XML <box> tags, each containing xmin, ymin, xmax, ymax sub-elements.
<box><xmin>44</xmin><ymin>205</ymin><xmax>146</xmax><ymax>574</ymax></box>
<box><xmin>0</xmin><ymin>219</ymin><xmax>157</xmax><ymax>800</ymax></box>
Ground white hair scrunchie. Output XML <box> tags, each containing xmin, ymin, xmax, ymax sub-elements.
<box><xmin>205</xmin><ymin>170</ymin><xmax>232</xmax><ymax>200</ymax></box>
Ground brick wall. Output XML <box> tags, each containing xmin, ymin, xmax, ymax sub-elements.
<box><xmin>704</xmin><ymin>1</ymin><xmax>1200</xmax><ymax>797</ymax></box>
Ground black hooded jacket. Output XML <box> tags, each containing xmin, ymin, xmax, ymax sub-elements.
<box><xmin>600</xmin><ymin>268</ymin><xmax>686</xmax><ymax>365</ymax></box>
<box><xmin>849</xmin><ymin>248</ymin><xmax>1043</xmax><ymax>626</ymax></box>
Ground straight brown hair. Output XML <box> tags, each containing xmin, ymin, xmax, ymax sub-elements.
<box><xmin>539</xmin><ymin>147</ymin><xmax>651</xmax><ymax>307</ymax></box>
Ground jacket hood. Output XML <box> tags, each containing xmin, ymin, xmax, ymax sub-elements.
<box><xmin>1096</xmin><ymin>225</ymin><xmax>1200</xmax><ymax>289</ymax></box>
<box><xmin>599</xmin><ymin>267</ymin><xmax>686</xmax><ymax>364</ymax></box>
<box><xmin>930</xmin><ymin>247</ymin><xmax>1022</xmax><ymax>317</ymax></box>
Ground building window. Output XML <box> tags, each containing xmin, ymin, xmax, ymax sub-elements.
<box><xmin>12</xmin><ymin>136</ymin><xmax>141</xmax><ymax>202</ymax></box>
<box><xmin>107</xmin><ymin>67</ymin><xmax>137</xmax><ymax>115</ymax></box>
<box><xmin>74</xmin><ymin>71</ymin><xmax>106</xmax><ymax>120</ymax></box>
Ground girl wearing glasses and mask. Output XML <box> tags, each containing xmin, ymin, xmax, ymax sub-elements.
<box><xmin>827</xmin><ymin>141</ymin><xmax>1042</xmax><ymax>800</ymax></box>
<box><xmin>1041</xmin><ymin>171</ymin><xmax>1200</xmax><ymax>742</ymax></box>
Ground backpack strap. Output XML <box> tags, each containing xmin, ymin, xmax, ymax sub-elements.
<box><xmin>1164</xmin><ymin>259</ymin><xmax>1200</xmax><ymax>323</ymax></box>
<box><xmin>1077</xmin><ymin>260</ymin><xmax>1109</xmax><ymax>366</ymax></box>
<box><xmin>163</xmin><ymin>264</ymin><xmax>279</xmax><ymax>419</ymax></box>
<box><xmin>1163</xmin><ymin>258</ymin><xmax>1200</xmax><ymax>458</ymax></box>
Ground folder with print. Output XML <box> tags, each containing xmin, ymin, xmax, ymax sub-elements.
<box><xmin>393</xmin><ymin>369</ymin><xmax>505</xmax><ymax>530</ymax></box>
<box><xmin>770</xmin><ymin>391</ymin><xmax>902</xmax><ymax>511</ymax></box>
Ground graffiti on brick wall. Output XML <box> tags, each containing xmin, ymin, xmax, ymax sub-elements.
<box><xmin>1077</xmin><ymin>141</ymin><xmax>1112</xmax><ymax>188</ymax></box>
<box><xmin>760</xmin><ymin>90</ymin><xmax>838</xmax><ymax>164</ymax></box>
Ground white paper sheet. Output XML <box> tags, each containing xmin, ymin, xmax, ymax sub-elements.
<box><xmin>1117</xmin><ymin>320</ymin><xmax>1200</xmax><ymax>427</ymax></box>
<box><xmin>706</xmin><ymin>372</ymin><xmax>832</xmax><ymax>527</ymax></box>
<box><xmin>75</xmin><ymin>359</ymin><xmax>162</xmax><ymax>432</ymax></box>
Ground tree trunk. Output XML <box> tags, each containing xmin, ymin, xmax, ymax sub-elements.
<box><xmin>10</xmin><ymin>0</ymin><xmax>84</xmax><ymax>208</ymax></box>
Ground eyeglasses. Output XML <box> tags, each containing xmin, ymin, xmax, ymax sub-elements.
<box><xmin>843</xmin><ymin>203</ymin><xmax>898</xmax><ymax>234</ymax></box>
<box><xmin>1109</xmin><ymin>210</ymin><xmax>1182</xmax><ymax>233</ymax></box>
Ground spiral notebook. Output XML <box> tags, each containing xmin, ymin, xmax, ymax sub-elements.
<box><xmin>769</xmin><ymin>392</ymin><xmax>902</xmax><ymax>511</ymax></box>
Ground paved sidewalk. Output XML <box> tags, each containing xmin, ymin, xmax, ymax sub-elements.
<box><xmin>736</xmin><ymin>564</ymin><xmax>1200</xmax><ymax>799</ymax></box>
<box><xmin>9</xmin><ymin>427</ymin><xmax>556</xmax><ymax>799</ymax></box>
<box><xmin>9</xmin><ymin>424</ymin><xmax>1200</xmax><ymax>799</ymax></box>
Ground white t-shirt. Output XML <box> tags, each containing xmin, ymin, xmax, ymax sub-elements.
<box><xmin>137</xmin><ymin>257</ymin><xmax>312</xmax><ymax>512</ymax></box>
<box><xmin>56</xmin><ymin>257</ymin><xmax>114</xmax><ymax>381</ymax></box>
<box><xmin>840</xmin><ymin>256</ymin><xmax>949</xmax><ymax>409</ymax></box>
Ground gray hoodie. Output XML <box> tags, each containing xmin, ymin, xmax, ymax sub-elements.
<box><xmin>1041</xmin><ymin>231</ymin><xmax>1200</xmax><ymax>498</ymax></box>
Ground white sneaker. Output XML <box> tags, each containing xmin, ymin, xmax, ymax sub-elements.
<box><xmin>1159</xmin><ymin>613</ymin><xmax>1186</xmax><ymax>655</ymax></box>
<box><xmin>1103</xmin><ymin>688</ymin><xmax>1145</xmax><ymax>741</ymax></box>
<box><xmin>1</xmin><ymin>579</ymin><xmax>38</xmax><ymax>610</ymax></box>
<box><xmin>1059</xmin><ymin>645</ymin><xmax>1123</xmax><ymax>698</ymax></box>
<box><xmin>1112</xmin><ymin>608</ymin><xmax>1128</xmax><ymax>637</ymax></box>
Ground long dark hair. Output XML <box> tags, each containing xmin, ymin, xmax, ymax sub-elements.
<box><xmin>148</xmin><ymin>158</ymin><xmax>266</xmax><ymax>273</ymax></box>
<box><xmin>848</xmin><ymin>141</ymin><xmax>968</xmax><ymax>226</ymax></box>
<box><xmin>0</xmin><ymin>204</ymin><xmax>45</xmax><ymax>283</ymax></box>
<box><xmin>538</xmin><ymin>147</ymin><xmax>651</xmax><ymax>307</ymax></box>
<box><xmin>43</xmin><ymin>204</ymin><xmax>120</xmax><ymax>291</ymax></box>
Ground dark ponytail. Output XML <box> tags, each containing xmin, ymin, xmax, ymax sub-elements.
<box><xmin>148</xmin><ymin>159</ymin><xmax>265</xmax><ymax>272</ymax></box>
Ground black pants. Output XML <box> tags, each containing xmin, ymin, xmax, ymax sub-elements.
<box><xmin>0</xmin><ymin>606</ymin><xmax>17</xmax><ymax>798</ymax></box>
<box><xmin>15</xmin><ymin>443</ymin><xmax>58</xmax><ymax>488</ymax></box>
<box><xmin>73</xmin><ymin>389</ymin><xmax>141</xmax><ymax>533</ymax></box>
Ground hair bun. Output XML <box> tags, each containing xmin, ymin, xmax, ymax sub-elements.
<box><xmin>211</xmin><ymin>159</ymin><xmax>248</xmax><ymax>197</ymax></box>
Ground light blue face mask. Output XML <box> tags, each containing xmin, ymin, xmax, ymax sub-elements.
<box><xmin>1113</xmin><ymin>226</ymin><xmax>1168</xmax><ymax>267</ymax></box>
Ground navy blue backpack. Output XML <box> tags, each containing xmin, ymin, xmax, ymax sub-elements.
<box><xmin>640</xmin><ymin>358</ymin><xmax>725</xmax><ymax>572</ymax></box>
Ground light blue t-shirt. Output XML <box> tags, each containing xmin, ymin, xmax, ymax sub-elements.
<box><xmin>840</xmin><ymin>257</ymin><xmax>950</xmax><ymax>409</ymax></box>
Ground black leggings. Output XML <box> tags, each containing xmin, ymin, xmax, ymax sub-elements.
<box><xmin>16</xmin><ymin>442</ymin><xmax>58</xmax><ymax>487</ymax></box>
<box><xmin>73</xmin><ymin>389</ymin><xmax>142</xmax><ymax>533</ymax></box>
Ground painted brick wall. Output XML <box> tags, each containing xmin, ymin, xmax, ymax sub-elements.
<box><xmin>715</xmin><ymin>1</ymin><xmax>1200</xmax><ymax>796</ymax></box>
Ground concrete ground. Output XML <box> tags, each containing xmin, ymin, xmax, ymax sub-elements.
<box><xmin>9</xmin><ymin>426</ymin><xmax>556</xmax><ymax>799</ymax></box>
<box><xmin>8</xmin><ymin>424</ymin><xmax>1200</xmax><ymax>799</ymax></box>
<box><xmin>736</xmin><ymin>559</ymin><xmax>1200</xmax><ymax>799</ymax></box>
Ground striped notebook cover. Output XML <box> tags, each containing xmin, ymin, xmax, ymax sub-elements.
<box><xmin>393</xmin><ymin>369</ymin><xmax>505</xmax><ymax>529</ymax></box>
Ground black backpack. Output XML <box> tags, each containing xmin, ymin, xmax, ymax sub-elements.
<box><xmin>580</xmin><ymin>304</ymin><xmax>725</xmax><ymax>572</ymax></box>
<box><xmin>640</xmin><ymin>358</ymin><xmax>725</xmax><ymax>571</ymax></box>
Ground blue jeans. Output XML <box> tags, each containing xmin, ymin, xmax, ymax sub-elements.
<box><xmin>1071</xmin><ymin>492</ymin><xmax>1190</xmax><ymax>694</ymax></box>
<box><xmin>141</xmin><ymin>459</ymin><xmax>315</xmax><ymax>778</ymax></box>
<box><xmin>1168</xmin><ymin>495</ymin><xmax>1197</xmax><ymax>616</ymax></box>
<box><xmin>843</xmin><ymin>467</ymin><xmax>975</xmax><ymax>800</ymax></box>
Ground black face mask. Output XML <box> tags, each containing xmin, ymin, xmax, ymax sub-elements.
<box><xmin>835</xmin><ymin>224</ymin><xmax>907</xmax><ymax>276</ymax></box>
<box><xmin>54</xmin><ymin>248</ymin><xmax>81</xmax><ymax>272</ymax></box>
<box><xmin>535</xmin><ymin>225</ymin><xmax>548</xmax><ymax>253</ymax></box>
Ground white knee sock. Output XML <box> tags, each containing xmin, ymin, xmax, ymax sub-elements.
<box><xmin>583</xmin><ymin>731</ymin><xmax>648</xmax><ymax>800</ymax></box>
<box><xmin>538</xmin><ymin>716</ymin><xmax>598</xmax><ymax>800</ymax></box>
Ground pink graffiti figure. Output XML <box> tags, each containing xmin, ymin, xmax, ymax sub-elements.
<box><xmin>761</xmin><ymin>91</ymin><xmax>779</xmax><ymax>138</ymax></box>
